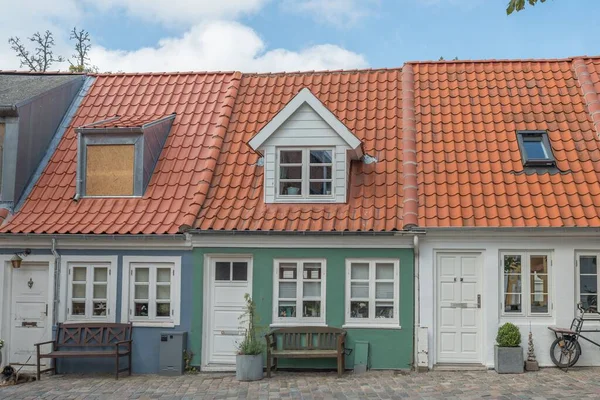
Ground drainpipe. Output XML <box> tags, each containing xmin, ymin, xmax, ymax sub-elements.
<box><xmin>51</xmin><ymin>238</ymin><xmax>61</xmax><ymax>327</ymax></box>
<box><xmin>413</xmin><ymin>234</ymin><xmax>420</xmax><ymax>371</ymax></box>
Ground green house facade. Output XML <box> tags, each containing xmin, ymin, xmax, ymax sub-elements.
<box><xmin>189</xmin><ymin>241</ymin><xmax>414</xmax><ymax>371</ymax></box>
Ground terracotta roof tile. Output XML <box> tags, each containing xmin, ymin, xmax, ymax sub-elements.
<box><xmin>1</xmin><ymin>72</ymin><xmax>240</xmax><ymax>234</ymax></box>
<box><xmin>414</xmin><ymin>58</ymin><xmax>600</xmax><ymax>228</ymax></box>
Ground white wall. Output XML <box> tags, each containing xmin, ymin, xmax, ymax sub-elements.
<box><xmin>262</xmin><ymin>103</ymin><xmax>349</xmax><ymax>203</ymax></box>
<box><xmin>419</xmin><ymin>233</ymin><xmax>600</xmax><ymax>368</ymax></box>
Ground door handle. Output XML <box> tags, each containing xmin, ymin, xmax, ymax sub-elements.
<box><xmin>477</xmin><ymin>294</ymin><xmax>481</xmax><ymax>309</ymax></box>
<box><xmin>44</xmin><ymin>304</ymin><xmax>48</xmax><ymax>316</ymax></box>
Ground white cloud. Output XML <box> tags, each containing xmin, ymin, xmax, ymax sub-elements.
<box><xmin>282</xmin><ymin>0</ymin><xmax>380</xmax><ymax>26</ymax></box>
<box><xmin>84</xmin><ymin>0</ymin><xmax>269</xmax><ymax>26</ymax></box>
<box><xmin>90</xmin><ymin>21</ymin><xmax>368</xmax><ymax>73</ymax></box>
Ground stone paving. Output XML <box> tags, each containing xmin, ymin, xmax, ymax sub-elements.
<box><xmin>2</xmin><ymin>368</ymin><xmax>600</xmax><ymax>400</ymax></box>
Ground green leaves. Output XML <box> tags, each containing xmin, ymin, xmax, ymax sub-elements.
<box><xmin>496</xmin><ymin>322</ymin><xmax>522</xmax><ymax>347</ymax></box>
<box><xmin>507</xmin><ymin>0</ymin><xmax>548</xmax><ymax>15</ymax></box>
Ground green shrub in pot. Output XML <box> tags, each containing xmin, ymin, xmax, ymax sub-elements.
<box><xmin>494</xmin><ymin>323</ymin><xmax>523</xmax><ymax>374</ymax></box>
<box><xmin>496</xmin><ymin>323</ymin><xmax>521</xmax><ymax>347</ymax></box>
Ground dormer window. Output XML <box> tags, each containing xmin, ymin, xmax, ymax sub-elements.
<box><xmin>278</xmin><ymin>148</ymin><xmax>334</xmax><ymax>198</ymax></box>
<box><xmin>517</xmin><ymin>130</ymin><xmax>555</xmax><ymax>167</ymax></box>
<box><xmin>76</xmin><ymin>114</ymin><xmax>175</xmax><ymax>198</ymax></box>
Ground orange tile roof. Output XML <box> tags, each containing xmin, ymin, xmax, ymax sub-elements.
<box><xmin>413</xmin><ymin>57</ymin><xmax>600</xmax><ymax>227</ymax></box>
<box><xmin>193</xmin><ymin>69</ymin><xmax>406</xmax><ymax>232</ymax></box>
<box><xmin>1</xmin><ymin>72</ymin><xmax>240</xmax><ymax>234</ymax></box>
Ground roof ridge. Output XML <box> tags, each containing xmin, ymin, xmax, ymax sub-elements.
<box><xmin>405</xmin><ymin>54</ymin><xmax>600</xmax><ymax>65</ymax></box>
<box><xmin>178</xmin><ymin>71</ymin><xmax>243</xmax><ymax>232</ymax></box>
<box><xmin>92</xmin><ymin>71</ymin><xmax>238</xmax><ymax>77</ymax></box>
<box><xmin>242</xmin><ymin>67</ymin><xmax>403</xmax><ymax>77</ymax></box>
<box><xmin>401</xmin><ymin>64</ymin><xmax>418</xmax><ymax>229</ymax></box>
<box><xmin>0</xmin><ymin>70</ymin><xmax>84</xmax><ymax>75</ymax></box>
<box><xmin>573</xmin><ymin>58</ymin><xmax>600</xmax><ymax>138</ymax></box>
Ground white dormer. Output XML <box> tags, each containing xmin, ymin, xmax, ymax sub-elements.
<box><xmin>249</xmin><ymin>88</ymin><xmax>362</xmax><ymax>204</ymax></box>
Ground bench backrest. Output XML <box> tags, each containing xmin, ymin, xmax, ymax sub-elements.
<box><xmin>270</xmin><ymin>327</ymin><xmax>345</xmax><ymax>350</ymax></box>
<box><xmin>55</xmin><ymin>323</ymin><xmax>133</xmax><ymax>347</ymax></box>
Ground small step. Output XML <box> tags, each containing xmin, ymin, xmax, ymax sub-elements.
<box><xmin>433</xmin><ymin>363</ymin><xmax>488</xmax><ymax>371</ymax></box>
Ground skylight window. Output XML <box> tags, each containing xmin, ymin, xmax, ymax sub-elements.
<box><xmin>517</xmin><ymin>131</ymin><xmax>555</xmax><ymax>167</ymax></box>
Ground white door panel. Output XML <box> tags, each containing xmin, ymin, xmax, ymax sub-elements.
<box><xmin>437</xmin><ymin>253</ymin><xmax>482</xmax><ymax>364</ymax></box>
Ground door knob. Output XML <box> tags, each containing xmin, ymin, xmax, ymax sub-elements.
<box><xmin>477</xmin><ymin>294</ymin><xmax>481</xmax><ymax>309</ymax></box>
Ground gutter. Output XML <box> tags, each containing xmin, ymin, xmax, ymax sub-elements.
<box><xmin>413</xmin><ymin>234</ymin><xmax>420</xmax><ymax>371</ymax></box>
<box><xmin>187</xmin><ymin>229</ymin><xmax>422</xmax><ymax>236</ymax></box>
<box><xmin>51</xmin><ymin>238</ymin><xmax>60</xmax><ymax>326</ymax></box>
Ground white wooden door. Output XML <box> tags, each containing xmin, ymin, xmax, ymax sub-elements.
<box><xmin>205</xmin><ymin>258</ymin><xmax>252</xmax><ymax>368</ymax></box>
<box><xmin>436</xmin><ymin>253</ymin><xmax>482</xmax><ymax>364</ymax></box>
<box><xmin>9</xmin><ymin>262</ymin><xmax>51</xmax><ymax>369</ymax></box>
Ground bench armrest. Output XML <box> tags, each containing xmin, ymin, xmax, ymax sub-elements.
<box><xmin>35</xmin><ymin>340</ymin><xmax>55</xmax><ymax>348</ymax></box>
<box><xmin>114</xmin><ymin>340</ymin><xmax>132</xmax><ymax>349</ymax></box>
<box><xmin>265</xmin><ymin>333</ymin><xmax>276</xmax><ymax>350</ymax></box>
<box><xmin>337</xmin><ymin>332</ymin><xmax>346</xmax><ymax>352</ymax></box>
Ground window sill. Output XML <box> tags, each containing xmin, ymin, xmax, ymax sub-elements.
<box><xmin>270</xmin><ymin>322</ymin><xmax>327</xmax><ymax>328</ymax></box>
<box><xmin>129</xmin><ymin>321</ymin><xmax>177</xmax><ymax>328</ymax></box>
<box><xmin>342</xmin><ymin>323</ymin><xmax>402</xmax><ymax>330</ymax></box>
<box><xmin>63</xmin><ymin>319</ymin><xmax>115</xmax><ymax>324</ymax></box>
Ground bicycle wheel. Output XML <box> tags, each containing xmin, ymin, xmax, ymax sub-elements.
<box><xmin>550</xmin><ymin>337</ymin><xmax>581</xmax><ymax>368</ymax></box>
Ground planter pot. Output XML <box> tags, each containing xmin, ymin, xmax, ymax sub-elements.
<box><xmin>494</xmin><ymin>345</ymin><xmax>524</xmax><ymax>374</ymax></box>
<box><xmin>236</xmin><ymin>354</ymin><xmax>263</xmax><ymax>381</ymax></box>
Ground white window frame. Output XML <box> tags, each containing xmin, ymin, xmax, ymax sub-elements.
<box><xmin>275</xmin><ymin>147</ymin><xmax>335</xmax><ymax>201</ymax></box>
<box><xmin>344</xmin><ymin>259</ymin><xmax>401</xmax><ymax>329</ymax></box>
<box><xmin>576</xmin><ymin>252</ymin><xmax>600</xmax><ymax>319</ymax></box>
<box><xmin>272</xmin><ymin>258</ymin><xmax>327</xmax><ymax>326</ymax></box>
<box><xmin>500</xmin><ymin>251</ymin><xmax>552</xmax><ymax>317</ymax></box>
<box><xmin>121</xmin><ymin>256</ymin><xmax>181</xmax><ymax>327</ymax></box>
<box><xmin>59</xmin><ymin>256</ymin><xmax>118</xmax><ymax>323</ymax></box>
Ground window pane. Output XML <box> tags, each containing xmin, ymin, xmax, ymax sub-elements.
<box><xmin>523</xmin><ymin>139</ymin><xmax>548</xmax><ymax>159</ymax></box>
<box><xmin>93</xmin><ymin>284</ymin><xmax>107</xmax><ymax>299</ymax></box>
<box><xmin>280</xmin><ymin>150</ymin><xmax>302</xmax><ymax>164</ymax></box>
<box><xmin>530</xmin><ymin>272</ymin><xmax>548</xmax><ymax>295</ymax></box>
<box><xmin>581</xmin><ymin>256</ymin><xmax>597</xmax><ymax>274</ymax></box>
<box><xmin>530</xmin><ymin>256</ymin><xmax>548</xmax><ymax>274</ymax></box>
<box><xmin>72</xmin><ymin>283</ymin><xmax>86</xmax><ymax>298</ymax></box>
<box><xmin>376</xmin><ymin>282</ymin><xmax>394</xmax><ymax>299</ymax></box>
<box><xmin>303</xmin><ymin>282</ymin><xmax>321</xmax><ymax>297</ymax></box>
<box><xmin>310</xmin><ymin>150</ymin><xmax>332</xmax><ymax>164</ymax></box>
<box><xmin>581</xmin><ymin>295</ymin><xmax>598</xmax><ymax>312</ymax></box>
<box><xmin>280</xmin><ymin>166</ymin><xmax>302</xmax><ymax>179</ymax></box>
<box><xmin>157</xmin><ymin>268</ymin><xmax>171</xmax><ymax>283</ymax></box>
<box><xmin>581</xmin><ymin>275</ymin><xmax>598</xmax><ymax>294</ymax></box>
<box><xmin>73</xmin><ymin>267</ymin><xmax>86</xmax><ymax>282</ymax></box>
<box><xmin>279</xmin><ymin>264</ymin><xmax>297</xmax><ymax>279</ymax></box>
<box><xmin>351</xmin><ymin>263</ymin><xmax>369</xmax><ymax>279</ymax></box>
<box><xmin>215</xmin><ymin>262</ymin><xmax>230</xmax><ymax>281</ymax></box>
<box><xmin>279</xmin><ymin>282</ymin><xmax>297</xmax><ymax>299</ymax></box>
<box><xmin>72</xmin><ymin>302</ymin><xmax>85</xmax><ymax>316</ymax></box>
<box><xmin>135</xmin><ymin>284</ymin><xmax>149</xmax><ymax>300</ymax></box>
<box><xmin>86</xmin><ymin>144</ymin><xmax>134</xmax><ymax>196</ymax></box>
<box><xmin>303</xmin><ymin>301</ymin><xmax>321</xmax><ymax>317</ymax></box>
<box><xmin>504</xmin><ymin>274</ymin><xmax>522</xmax><ymax>294</ymax></box>
<box><xmin>280</xmin><ymin>181</ymin><xmax>302</xmax><ymax>196</ymax></box>
<box><xmin>303</xmin><ymin>264</ymin><xmax>321</xmax><ymax>280</ymax></box>
<box><xmin>232</xmin><ymin>262</ymin><xmax>248</xmax><ymax>281</ymax></box>
<box><xmin>531</xmin><ymin>294</ymin><xmax>548</xmax><ymax>313</ymax></box>
<box><xmin>157</xmin><ymin>303</ymin><xmax>170</xmax><ymax>317</ymax></box>
<box><xmin>93</xmin><ymin>302</ymin><xmax>107</xmax><ymax>316</ymax></box>
<box><xmin>135</xmin><ymin>268</ymin><xmax>150</xmax><ymax>283</ymax></box>
<box><xmin>157</xmin><ymin>285</ymin><xmax>171</xmax><ymax>300</ymax></box>
<box><xmin>351</xmin><ymin>282</ymin><xmax>369</xmax><ymax>298</ymax></box>
<box><xmin>309</xmin><ymin>181</ymin><xmax>332</xmax><ymax>196</ymax></box>
<box><xmin>309</xmin><ymin>166</ymin><xmax>332</xmax><ymax>180</ymax></box>
<box><xmin>350</xmin><ymin>301</ymin><xmax>369</xmax><ymax>318</ymax></box>
<box><xmin>94</xmin><ymin>267</ymin><xmax>108</xmax><ymax>282</ymax></box>
<box><xmin>135</xmin><ymin>302</ymin><xmax>148</xmax><ymax>317</ymax></box>
<box><xmin>503</xmin><ymin>256</ymin><xmax>522</xmax><ymax>273</ymax></box>
<box><xmin>504</xmin><ymin>294</ymin><xmax>522</xmax><ymax>313</ymax></box>
<box><xmin>278</xmin><ymin>301</ymin><xmax>296</xmax><ymax>318</ymax></box>
<box><xmin>376</xmin><ymin>302</ymin><xmax>394</xmax><ymax>319</ymax></box>
<box><xmin>376</xmin><ymin>263</ymin><xmax>394</xmax><ymax>279</ymax></box>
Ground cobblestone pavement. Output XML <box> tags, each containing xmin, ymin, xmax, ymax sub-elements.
<box><xmin>2</xmin><ymin>368</ymin><xmax>600</xmax><ymax>400</ymax></box>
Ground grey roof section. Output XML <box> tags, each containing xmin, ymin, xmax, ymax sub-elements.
<box><xmin>0</xmin><ymin>74</ymin><xmax>83</xmax><ymax>110</ymax></box>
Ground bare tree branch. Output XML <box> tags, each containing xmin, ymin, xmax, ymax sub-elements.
<box><xmin>8</xmin><ymin>30</ymin><xmax>64</xmax><ymax>72</ymax></box>
<box><xmin>8</xmin><ymin>36</ymin><xmax>39</xmax><ymax>71</ymax></box>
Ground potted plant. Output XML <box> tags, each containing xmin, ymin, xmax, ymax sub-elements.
<box><xmin>236</xmin><ymin>293</ymin><xmax>264</xmax><ymax>381</ymax></box>
<box><xmin>495</xmin><ymin>322</ymin><xmax>524</xmax><ymax>373</ymax></box>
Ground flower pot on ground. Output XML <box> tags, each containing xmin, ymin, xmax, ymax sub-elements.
<box><xmin>236</xmin><ymin>294</ymin><xmax>264</xmax><ymax>381</ymax></box>
<box><xmin>494</xmin><ymin>322</ymin><xmax>524</xmax><ymax>374</ymax></box>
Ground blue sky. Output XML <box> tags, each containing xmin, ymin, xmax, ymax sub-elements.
<box><xmin>2</xmin><ymin>0</ymin><xmax>599</xmax><ymax>72</ymax></box>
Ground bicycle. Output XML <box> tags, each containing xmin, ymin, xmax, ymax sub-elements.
<box><xmin>548</xmin><ymin>303</ymin><xmax>600</xmax><ymax>370</ymax></box>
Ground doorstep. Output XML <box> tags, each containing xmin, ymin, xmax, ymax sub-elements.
<box><xmin>433</xmin><ymin>363</ymin><xmax>488</xmax><ymax>372</ymax></box>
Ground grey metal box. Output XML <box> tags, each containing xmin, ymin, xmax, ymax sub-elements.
<box><xmin>159</xmin><ymin>331</ymin><xmax>187</xmax><ymax>376</ymax></box>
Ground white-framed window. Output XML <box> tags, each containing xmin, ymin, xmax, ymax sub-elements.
<box><xmin>576</xmin><ymin>252</ymin><xmax>600</xmax><ymax>317</ymax></box>
<box><xmin>344</xmin><ymin>259</ymin><xmax>400</xmax><ymax>328</ymax></box>
<box><xmin>272</xmin><ymin>259</ymin><xmax>326</xmax><ymax>325</ymax></box>
<box><xmin>60</xmin><ymin>256</ymin><xmax>118</xmax><ymax>323</ymax></box>
<box><xmin>121</xmin><ymin>256</ymin><xmax>181</xmax><ymax>327</ymax></box>
<box><xmin>276</xmin><ymin>148</ymin><xmax>334</xmax><ymax>199</ymax></box>
<box><xmin>501</xmin><ymin>251</ymin><xmax>551</xmax><ymax>316</ymax></box>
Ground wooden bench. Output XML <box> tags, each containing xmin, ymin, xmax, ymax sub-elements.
<box><xmin>265</xmin><ymin>327</ymin><xmax>346</xmax><ymax>377</ymax></box>
<box><xmin>35</xmin><ymin>322</ymin><xmax>133</xmax><ymax>381</ymax></box>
